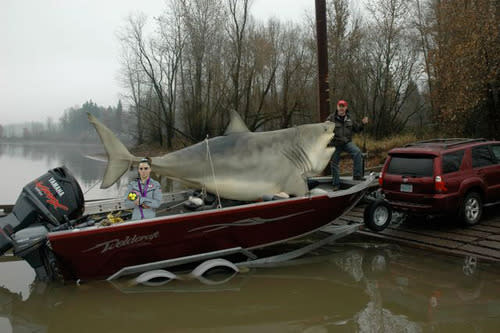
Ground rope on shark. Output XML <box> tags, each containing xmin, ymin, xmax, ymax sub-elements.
<box><xmin>205</xmin><ymin>136</ymin><xmax>222</xmax><ymax>209</ymax></box>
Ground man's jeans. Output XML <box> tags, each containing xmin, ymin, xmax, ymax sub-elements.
<box><xmin>330</xmin><ymin>141</ymin><xmax>363</xmax><ymax>186</ymax></box>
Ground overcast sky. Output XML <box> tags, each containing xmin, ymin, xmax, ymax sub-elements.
<box><xmin>0</xmin><ymin>0</ymin><xmax>312</xmax><ymax>126</ymax></box>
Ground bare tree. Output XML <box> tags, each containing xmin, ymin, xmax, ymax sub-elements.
<box><xmin>362</xmin><ymin>0</ymin><xmax>423</xmax><ymax>138</ymax></box>
<box><xmin>274</xmin><ymin>22</ymin><xmax>317</xmax><ymax>128</ymax></box>
<box><xmin>177</xmin><ymin>0</ymin><xmax>225</xmax><ymax>139</ymax></box>
<box><xmin>413</xmin><ymin>0</ymin><xmax>435</xmax><ymax>108</ymax></box>
<box><xmin>327</xmin><ymin>0</ymin><xmax>350</xmax><ymax>100</ymax></box>
<box><xmin>116</xmin><ymin>0</ymin><xmax>449</xmax><ymax>147</ymax></box>
<box><xmin>326</xmin><ymin>0</ymin><xmax>367</xmax><ymax>120</ymax></box>
<box><xmin>240</xmin><ymin>19</ymin><xmax>281</xmax><ymax>130</ymax></box>
<box><xmin>156</xmin><ymin>1</ymin><xmax>186</xmax><ymax>146</ymax></box>
<box><xmin>118</xmin><ymin>43</ymin><xmax>146</xmax><ymax>144</ymax></box>
<box><xmin>226</xmin><ymin>0</ymin><xmax>250</xmax><ymax>115</ymax></box>
<box><xmin>238</xmin><ymin>19</ymin><xmax>316</xmax><ymax>130</ymax></box>
<box><xmin>119</xmin><ymin>14</ymin><xmax>162</xmax><ymax>143</ymax></box>
<box><xmin>118</xmin><ymin>9</ymin><xmax>184</xmax><ymax>148</ymax></box>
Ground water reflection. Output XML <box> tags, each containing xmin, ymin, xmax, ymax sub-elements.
<box><xmin>1</xmin><ymin>245</ymin><xmax>500</xmax><ymax>332</ymax></box>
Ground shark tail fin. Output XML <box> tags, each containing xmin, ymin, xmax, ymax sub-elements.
<box><xmin>88</xmin><ymin>113</ymin><xmax>135</xmax><ymax>188</ymax></box>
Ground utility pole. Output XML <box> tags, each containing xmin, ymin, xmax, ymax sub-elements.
<box><xmin>315</xmin><ymin>0</ymin><xmax>330</xmax><ymax>121</ymax></box>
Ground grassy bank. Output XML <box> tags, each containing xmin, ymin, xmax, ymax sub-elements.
<box><xmin>352</xmin><ymin>133</ymin><xmax>420</xmax><ymax>169</ymax></box>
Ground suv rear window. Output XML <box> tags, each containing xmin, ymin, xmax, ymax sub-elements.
<box><xmin>387</xmin><ymin>155</ymin><xmax>434</xmax><ymax>177</ymax></box>
<box><xmin>442</xmin><ymin>150</ymin><xmax>464</xmax><ymax>174</ymax></box>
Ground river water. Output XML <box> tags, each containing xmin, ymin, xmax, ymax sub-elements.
<box><xmin>1</xmin><ymin>142</ymin><xmax>500</xmax><ymax>332</ymax></box>
<box><xmin>0</xmin><ymin>141</ymin><xmax>124</xmax><ymax>205</ymax></box>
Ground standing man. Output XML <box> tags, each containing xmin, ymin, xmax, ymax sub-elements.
<box><xmin>327</xmin><ymin>100</ymin><xmax>368</xmax><ymax>189</ymax></box>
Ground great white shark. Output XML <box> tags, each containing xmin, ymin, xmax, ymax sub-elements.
<box><xmin>88</xmin><ymin>112</ymin><xmax>335</xmax><ymax>201</ymax></box>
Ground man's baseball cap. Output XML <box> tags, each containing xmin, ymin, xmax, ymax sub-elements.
<box><xmin>337</xmin><ymin>100</ymin><xmax>348</xmax><ymax>107</ymax></box>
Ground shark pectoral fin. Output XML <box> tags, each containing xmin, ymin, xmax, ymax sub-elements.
<box><xmin>101</xmin><ymin>159</ymin><xmax>131</xmax><ymax>188</ymax></box>
<box><xmin>282</xmin><ymin>173</ymin><xmax>309</xmax><ymax>197</ymax></box>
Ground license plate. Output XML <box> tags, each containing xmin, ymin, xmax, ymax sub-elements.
<box><xmin>400</xmin><ymin>184</ymin><xmax>413</xmax><ymax>192</ymax></box>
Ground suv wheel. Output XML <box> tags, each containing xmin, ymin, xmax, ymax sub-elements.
<box><xmin>364</xmin><ymin>199</ymin><xmax>392</xmax><ymax>232</ymax></box>
<box><xmin>460</xmin><ymin>192</ymin><xmax>483</xmax><ymax>226</ymax></box>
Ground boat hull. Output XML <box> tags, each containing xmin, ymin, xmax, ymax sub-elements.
<box><xmin>48</xmin><ymin>184</ymin><xmax>369</xmax><ymax>281</ymax></box>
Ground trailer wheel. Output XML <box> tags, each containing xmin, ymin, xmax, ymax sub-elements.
<box><xmin>364</xmin><ymin>199</ymin><xmax>392</xmax><ymax>232</ymax></box>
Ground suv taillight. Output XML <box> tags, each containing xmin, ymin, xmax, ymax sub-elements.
<box><xmin>434</xmin><ymin>175</ymin><xmax>448</xmax><ymax>193</ymax></box>
<box><xmin>378</xmin><ymin>172</ymin><xmax>384</xmax><ymax>186</ymax></box>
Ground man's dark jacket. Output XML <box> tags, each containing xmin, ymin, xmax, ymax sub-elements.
<box><xmin>327</xmin><ymin>111</ymin><xmax>364</xmax><ymax>147</ymax></box>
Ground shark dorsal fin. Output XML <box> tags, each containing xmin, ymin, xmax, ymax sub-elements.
<box><xmin>224</xmin><ymin>110</ymin><xmax>250</xmax><ymax>135</ymax></box>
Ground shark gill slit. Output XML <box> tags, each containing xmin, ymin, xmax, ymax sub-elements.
<box><xmin>282</xmin><ymin>149</ymin><xmax>303</xmax><ymax>171</ymax></box>
<box><xmin>282</xmin><ymin>147</ymin><xmax>310</xmax><ymax>172</ymax></box>
<box><xmin>290</xmin><ymin>146</ymin><xmax>309</xmax><ymax>172</ymax></box>
<box><xmin>296</xmin><ymin>145</ymin><xmax>313</xmax><ymax>171</ymax></box>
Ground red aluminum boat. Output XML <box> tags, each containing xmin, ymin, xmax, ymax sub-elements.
<box><xmin>0</xmin><ymin>167</ymin><xmax>376</xmax><ymax>282</ymax></box>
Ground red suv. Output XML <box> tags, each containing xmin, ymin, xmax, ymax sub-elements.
<box><xmin>364</xmin><ymin>138</ymin><xmax>500</xmax><ymax>230</ymax></box>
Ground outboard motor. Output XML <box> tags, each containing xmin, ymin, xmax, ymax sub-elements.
<box><xmin>0</xmin><ymin>166</ymin><xmax>84</xmax><ymax>280</ymax></box>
